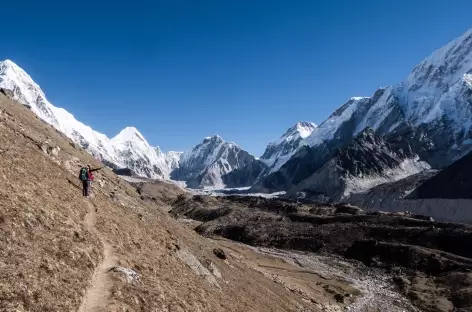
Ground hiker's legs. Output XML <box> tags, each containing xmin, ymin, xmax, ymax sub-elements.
<box><xmin>85</xmin><ymin>180</ymin><xmax>91</xmax><ymax>197</ymax></box>
<box><xmin>82</xmin><ymin>181</ymin><xmax>87</xmax><ymax>196</ymax></box>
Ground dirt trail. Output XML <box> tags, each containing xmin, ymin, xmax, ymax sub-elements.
<box><xmin>78</xmin><ymin>200</ymin><xmax>117</xmax><ymax>312</ymax></box>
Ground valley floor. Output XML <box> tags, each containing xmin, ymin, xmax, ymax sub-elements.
<box><xmin>213</xmin><ymin>238</ymin><xmax>419</xmax><ymax>312</ymax></box>
<box><xmin>167</xmin><ymin>194</ymin><xmax>472</xmax><ymax>312</ymax></box>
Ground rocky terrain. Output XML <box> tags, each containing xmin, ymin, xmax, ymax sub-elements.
<box><xmin>0</xmin><ymin>91</ymin><xmax>366</xmax><ymax>311</ymax></box>
<box><xmin>169</xmin><ymin>194</ymin><xmax>472</xmax><ymax>312</ymax></box>
<box><xmin>345</xmin><ymin>170</ymin><xmax>437</xmax><ymax>211</ymax></box>
<box><xmin>343</xmin><ymin>149</ymin><xmax>472</xmax><ymax>224</ymax></box>
<box><xmin>286</xmin><ymin>129</ymin><xmax>429</xmax><ymax>201</ymax></box>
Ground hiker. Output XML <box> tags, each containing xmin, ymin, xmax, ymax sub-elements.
<box><xmin>79</xmin><ymin>165</ymin><xmax>103</xmax><ymax>197</ymax></box>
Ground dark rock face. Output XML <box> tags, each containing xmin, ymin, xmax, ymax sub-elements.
<box><xmin>0</xmin><ymin>88</ymin><xmax>13</xmax><ymax>98</ymax></box>
<box><xmin>221</xmin><ymin>159</ymin><xmax>267</xmax><ymax>188</ymax></box>
<box><xmin>252</xmin><ymin>143</ymin><xmax>335</xmax><ymax>193</ymax></box>
<box><xmin>255</xmin><ymin>96</ymin><xmax>439</xmax><ymax>195</ymax></box>
<box><xmin>113</xmin><ymin>168</ymin><xmax>135</xmax><ymax>176</ymax></box>
<box><xmin>346</xmin><ymin>170</ymin><xmax>437</xmax><ymax>211</ymax></box>
<box><xmin>409</xmin><ymin>151</ymin><xmax>472</xmax><ymax>199</ymax></box>
<box><xmin>276</xmin><ymin>129</ymin><xmax>428</xmax><ymax>200</ymax></box>
<box><xmin>335</xmin><ymin>129</ymin><xmax>415</xmax><ymax>175</ymax></box>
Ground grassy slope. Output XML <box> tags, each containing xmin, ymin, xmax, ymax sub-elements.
<box><xmin>0</xmin><ymin>94</ymin><xmax>317</xmax><ymax>312</ymax></box>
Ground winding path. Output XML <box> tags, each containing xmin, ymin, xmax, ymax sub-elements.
<box><xmin>78</xmin><ymin>201</ymin><xmax>117</xmax><ymax>312</ymax></box>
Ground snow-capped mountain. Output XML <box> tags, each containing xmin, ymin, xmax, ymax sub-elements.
<box><xmin>0</xmin><ymin>59</ymin><xmax>261</xmax><ymax>186</ymax></box>
<box><xmin>260</xmin><ymin>121</ymin><xmax>316</xmax><ymax>173</ymax></box>
<box><xmin>111</xmin><ymin>127</ymin><xmax>170</xmax><ymax>178</ymax></box>
<box><xmin>255</xmin><ymin>27</ymin><xmax>472</xmax><ymax>193</ymax></box>
<box><xmin>305</xmin><ymin>28</ymin><xmax>472</xmax><ymax>161</ymax></box>
<box><xmin>0</xmin><ymin>59</ymin><xmax>170</xmax><ymax>179</ymax></box>
<box><xmin>172</xmin><ymin>135</ymin><xmax>266</xmax><ymax>188</ymax></box>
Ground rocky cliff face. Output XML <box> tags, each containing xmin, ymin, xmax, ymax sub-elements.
<box><xmin>286</xmin><ymin>129</ymin><xmax>430</xmax><ymax>201</ymax></box>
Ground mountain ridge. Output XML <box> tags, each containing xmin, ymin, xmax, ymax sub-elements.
<box><xmin>172</xmin><ymin>135</ymin><xmax>266</xmax><ymax>188</ymax></box>
<box><xmin>3</xmin><ymin>27</ymin><xmax>472</xmax><ymax>192</ymax></box>
<box><xmin>255</xmin><ymin>27</ymin><xmax>472</xmax><ymax>194</ymax></box>
<box><xmin>0</xmin><ymin>60</ymin><xmax>173</xmax><ymax>179</ymax></box>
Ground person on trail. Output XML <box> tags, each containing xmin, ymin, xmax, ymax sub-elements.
<box><xmin>79</xmin><ymin>165</ymin><xmax>103</xmax><ymax>197</ymax></box>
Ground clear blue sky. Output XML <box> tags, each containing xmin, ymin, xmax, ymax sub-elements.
<box><xmin>1</xmin><ymin>0</ymin><xmax>471</xmax><ymax>156</ymax></box>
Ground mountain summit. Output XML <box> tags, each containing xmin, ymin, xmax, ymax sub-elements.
<box><xmin>0</xmin><ymin>59</ymin><xmax>264</xmax><ymax>186</ymax></box>
<box><xmin>260</xmin><ymin>121</ymin><xmax>316</xmax><ymax>174</ymax></box>
<box><xmin>255</xmin><ymin>27</ymin><xmax>472</xmax><ymax>193</ymax></box>
<box><xmin>0</xmin><ymin>60</ymin><xmax>171</xmax><ymax>179</ymax></box>
<box><xmin>172</xmin><ymin>135</ymin><xmax>266</xmax><ymax>188</ymax></box>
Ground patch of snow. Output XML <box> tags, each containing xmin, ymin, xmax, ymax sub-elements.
<box><xmin>165</xmin><ymin>151</ymin><xmax>183</xmax><ymax>170</ymax></box>
<box><xmin>351</xmin><ymin>96</ymin><xmax>369</xmax><ymax>101</ymax></box>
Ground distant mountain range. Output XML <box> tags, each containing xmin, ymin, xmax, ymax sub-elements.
<box><xmin>2</xmin><ymin>27</ymin><xmax>472</xmax><ymax>195</ymax></box>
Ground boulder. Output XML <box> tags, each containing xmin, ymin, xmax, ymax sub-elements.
<box><xmin>213</xmin><ymin>248</ymin><xmax>227</xmax><ymax>260</ymax></box>
<box><xmin>335</xmin><ymin>203</ymin><xmax>363</xmax><ymax>215</ymax></box>
<box><xmin>0</xmin><ymin>88</ymin><xmax>14</xmax><ymax>98</ymax></box>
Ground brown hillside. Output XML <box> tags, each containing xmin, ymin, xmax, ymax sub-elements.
<box><xmin>0</xmin><ymin>93</ymin><xmax>351</xmax><ymax>312</ymax></box>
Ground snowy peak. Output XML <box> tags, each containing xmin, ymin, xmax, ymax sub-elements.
<box><xmin>112</xmin><ymin>126</ymin><xmax>147</xmax><ymax>144</ymax></box>
<box><xmin>0</xmin><ymin>59</ymin><xmax>46</xmax><ymax>103</ymax></box>
<box><xmin>402</xmin><ymin>28</ymin><xmax>472</xmax><ymax>123</ymax></box>
<box><xmin>258</xmin><ymin>27</ymin><xmax>472</xmax><ymax>194</ymax></box>
<box><xmin>180</xmin><ymin>135</ymin><xmax>232</xmax><ymax>170</ymax></box>
<box><xmin>282</xmin><ymin>122</ymin><xmax>317</xmax><ymax>139</ymax></box>
<box><xmin>202</xmin><ymin>135</ymin><xmax>224</xmax><ymax>144</ymax></box>
<box><xmin>260</xmin><ymin>121</ymin><xmax>316</xmax><ymax>173</ymax></box>
<box><xmin>0</xmin><ymin>59</ymin><xmax>58</xmax><ymax>125</ymax></box>
<box><xmin>0</xmin><ymin>59</ymin><xmax>171</xmax><ymax>179</ymax></box>
<box><xmin>406</xmin><ymin>28</ymin><xmax>472</xmax><ymax>91</ymax></box>
<box><xmin>172</xmin><ymin>135</ymin><xmax>262</xmax><ymax>188</ymax></box>
<box><xmin>111</xmin><ymin>127</ymin><xmax>171</xmax><ymax>179</ymax></box>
